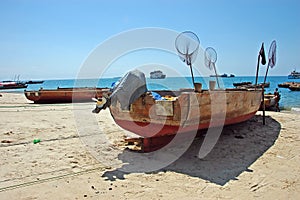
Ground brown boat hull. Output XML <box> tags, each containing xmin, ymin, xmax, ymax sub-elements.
<box><xmin>24</xmin><ymin>87</ymin><xmax>110</xmax><ymax>103</ymax></box>
<box><xmin>289</xmin><ymin>86</ymin><xmax>300</xmax><ymax>91</ymax></box>
<box><xmin>110</xmin><ymin>89</ymin><xmax>262</xmax><ymax>137</ymax></box>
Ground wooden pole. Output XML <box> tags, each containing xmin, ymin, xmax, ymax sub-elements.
<box><xmin>213</xmin><ymin>64</ymin><xmax>220</xmax><ymax>88</ymax></box>
<box><xmin>263</xmin><ymin>64</ymin><xmax>270</xmax><ymax>84</ymax></box>
<box><xmin>255</xmin><ymin>54</ymin><xmax>260</xmax><ymax>88</ymax></box>
<box><xmin>189</xmin><ymin>64</ymin><xmax>195</xmax><ymax>88</ymax></box>
<box><xmin>262</xmin><ymin>85</ymin><xmax>266</xmax><ymax>125</ymax></box>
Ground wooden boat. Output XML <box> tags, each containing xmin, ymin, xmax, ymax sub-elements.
<box><xmin>259</xmin><ymin>94</ymin><xmax>278</xmax><ymax>111</ymax></box>
<box><xmin>289</xmin><ymin>85</ymin><xmax>300</xmax><ymax>91</ymax></box>
<box><xmin>0</xmin><ymin>81</ymin><xmax>27</xmax><ymax>90</ymax></box>
<box><xmin>278</xmin><ymin>82</ymin><xmax>294</xmax><ymax>88</ymax></box>
<box><xmin>110</xmin><ymin>89</ymin><xmax>262</xmax><ymax>138</ymax></box>
<box><xmin>233</xmin><ymin>82</ymin><xmax>270</xmax><ymax>88</ymax></box>
<box><xmin>24</xmin><ymin>87</ymin><xmax>110</xmax><ymax>103</ymax></box>
<box><xmin>233</xmin><ymin>81</ymin><xmax>252</xmax><ymax>87</ymax></box>
<box><xmin>93</xmin><ymin>70</ymin><xmax>262</xmax><ymax>151</ymax></box>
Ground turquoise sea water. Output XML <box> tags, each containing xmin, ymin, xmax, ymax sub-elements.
<box><xmin>5</xmin><ymin>76</ymin><xmax>300</xmax><ymax>110</ymax></box>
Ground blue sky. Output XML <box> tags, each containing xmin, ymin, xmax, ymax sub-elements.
<box><xmin>0</xmin><ymin>0</ymin><xmax>299</xmax><ymax>79</ymax></box>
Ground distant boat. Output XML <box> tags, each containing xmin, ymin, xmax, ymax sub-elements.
<box><xmin>0</xmin><ymin>81</ymin><xmax>27</xmax><ymax>90</ymax></box>
<box><xmin>288</xmin><ymin>70</ymin><xmax>300</xmax><ymax>79</ymax></box>
<box><xmin>210</xmin><ymin>73</ymin><xmax>228</xmax><ymax>77</ymax></box>
<box><xmin>233</xmin><ymin>81</ymin><xmax>252</xmax><ymax>87</ymax></box>
<box><xmin>278</xmin><ymin>82</ymin><xmax>295</xmax><ymax>88</ymax></box>
<box><xmin>233</xmin><ymin>82</ymin><xmax>270</xmax><ymax>88</ymax></box>
<box><xmin>24</xmin><ymin>80</ymin><xmax>44</xmax><ymax>84</ymax></box>
<box><xmin>150</xmin><ymin>70</ymin><xmax>166</xmax><ymax>79</ymax></box>
<box><xmin>277</xmin><ymin>82</ymin><xmax>300</xmax><ymax>91</ymax></box>
<box><xmin>256</xmin><ymin>82</ymin><xmax>270</xmax><ymax>88</ymax></box>
<box><xmin>24</xmin><ymin>87</ymin><xmax>110</xmax><ymax>103</ymax></box>
<box><xmin>289</xmin><ymin>86</ymin><xmax>300</xmax><ymax>91</ymax></box>
<box><xmin>288</xmin><ymin>83</ymin><xmax>300</xmax><ymax>91</ymax></box>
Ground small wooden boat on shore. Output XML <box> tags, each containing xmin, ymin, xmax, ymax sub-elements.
<box><xmin>93</xmin><ymin>70</ymin><xmax>262</xmax><ymax>152</ymax></box>
<box><xmin>93</xmin><ymin>32</ymin><xmax>272</xmax><ymax>152</ymax></box>
<box><xmin>0</xmin><ymin>81</ymin><xmax>27</xmax><ymax>90</ymax></box>
<box><xmin>259</xmin><ymin>94</ymin><xmax>279</xmax><ymax>111</ymax></box>
<box><xmin>110</xmin><ymin>89</ymin><xmax>262</xmax><ymax>137</ymax></box>
<box><xmin>24</xmin><ymin>87</ymin><xmax>110</xmax><ymax>103</ymax></box>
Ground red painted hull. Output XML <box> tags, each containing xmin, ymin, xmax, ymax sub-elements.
<box><xmin>114</xmin><ymin>111</ymin><xmax>257</xmax><ymax>138</ymax></box>
<box><xmin>24</xmin><ymin>87</ymin><xmax>110</xmax><ymax>103</ymax></box>
<box><xmin>110</xmin><ymin>89</ymin><xmax>262</xmax><ymax>138</ymax></box>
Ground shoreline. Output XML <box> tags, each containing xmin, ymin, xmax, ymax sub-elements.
<box><xmin>0</xmin><ymin>92</ymin><xmax>299</xmax><ymax>199</ymax></box>
<box><xmin>1</xmin><ymin>91</ymin><xmax>299</xmax><ymax>111</ymax></box>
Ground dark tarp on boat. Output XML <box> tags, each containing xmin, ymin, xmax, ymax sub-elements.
<box><xmin>110</xmin><ymin>69</ymin><xmax>147</xmax><ymax>110</ymax></box>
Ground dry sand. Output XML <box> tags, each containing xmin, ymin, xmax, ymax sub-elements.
<box><xmin>0</xmin><ymin>92</ymin><xmax>299</xmax><ymax>199</ymax></box>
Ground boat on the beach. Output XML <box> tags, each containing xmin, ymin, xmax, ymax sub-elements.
<box><xmin>150</xmin><ymin>70</ymin><xmax>166</xmax><ymax>79</ymax></box>
<box><xmin>24</xmin><ymin>87</ymin><xmax>110</xmax><ymax>103</ymax></box>
<box><xmin>288</xmin><ymin>70</ymin><xmax>300</xmax><ymax>79</ymax></box>
<box><xmin>93</xmin><ymin>32</ymin><xmax>276</xmax><ymax>152</ymax></box>
<box><xmin>0</xmin><ymin>81</ymin><xmax>27</xmax><ymax>90</ymax></box>
<box><xmin>93</xmin><ymin>70</ymin><xmax>262</xmax><ymax>151</ymax></box>
<box><xmin>259</xmin><ymin>93</ymin><xmax>279</xmax><ymax>111</ymax></box>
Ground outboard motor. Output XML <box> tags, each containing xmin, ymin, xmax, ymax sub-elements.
<box><xmin>92</xmin><ymin>69</ymin><xmax>147</xmax><ymax>114</ymax></box>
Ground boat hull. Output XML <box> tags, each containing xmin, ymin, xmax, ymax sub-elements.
<box><xmin>24</xmin><ymin>87</ymin><xmax>110</xmax><ymax>103</ymax></box>
<box><xmin>289</xmin><ymin>86</ymin><xmax>300</xmax><ymax>91</ymax></box>
<box><xmin>0</xmin><ymin>82</ymin><xmax>27</xmax><ymax>90</ymax></box>
<box><xmin>114</xmin><ymin>111</ymin><xmax>257</xmax><ymax>137</ymax></box>
<box><xmin>0</xmin><ymin>85</ymin><xmax>27</xmax><ymax>90</ymax></box>
<box><xmin>110</xmin><ymin>89</ymin><xmax>262</xmax><ymax>138</ymax></box>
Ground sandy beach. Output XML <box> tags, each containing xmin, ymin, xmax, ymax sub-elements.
<box><xmin>0</xmin><ymin>92</ymin><xmax>299</xmax><ymax>199</ymax></box>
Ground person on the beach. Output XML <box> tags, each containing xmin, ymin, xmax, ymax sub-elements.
<box><xmin>274</xmin><ymin>88</ymin><xmax>280</xmax><ymax>112</ymax></box>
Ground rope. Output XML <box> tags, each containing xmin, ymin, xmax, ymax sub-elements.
<box><xmin>0</xmin><ymin>165</ymin><xmax>106</xmax><ymax>193</ymax></box>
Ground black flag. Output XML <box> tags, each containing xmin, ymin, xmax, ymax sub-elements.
<box><xmin>260</xmin><ymin>43</ymin><xmax>266</xmax><ymax>65</ymax></box>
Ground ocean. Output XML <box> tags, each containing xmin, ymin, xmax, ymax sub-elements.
<box><xmin>4</xmin><ymin>76</ymin><xmax>300</xmax><ymax>110</ymax></box>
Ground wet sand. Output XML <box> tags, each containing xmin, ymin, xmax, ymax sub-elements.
<box><xmin>0</xmin><ymin>92</ymin><xmax>299</xmax><ymax>199</ymax></box>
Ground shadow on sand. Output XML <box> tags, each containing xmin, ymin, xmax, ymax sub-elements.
<box><xmin>102</xmin><ymin>115</ymin><xmax>281</xmax><ymax>185</ymax></box>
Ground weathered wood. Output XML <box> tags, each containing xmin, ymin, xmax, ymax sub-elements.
<box><xmin>24</xmin><ymin>87</ymin><xmax>110</xmax><ymax>103</ymax></box>
<box><xmin>110</xmin><ymin>89</ymin><xmax>262</xmax><ymax>138</ymax></box>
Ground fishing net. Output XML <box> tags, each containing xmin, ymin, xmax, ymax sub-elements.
<box><xmin>175</xmin><ymin>31</ymin><xmax>200</xmax><ymax>65</ymax></box>
<box><xmin>268</xmin><ymin>40</ymin><xmax>276</xmax><ymax>68</ymax></box>
<box><xmin>204</xmin><ymin>47</ymin><xmax>217</xmax><ymax>70</ymax></box>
